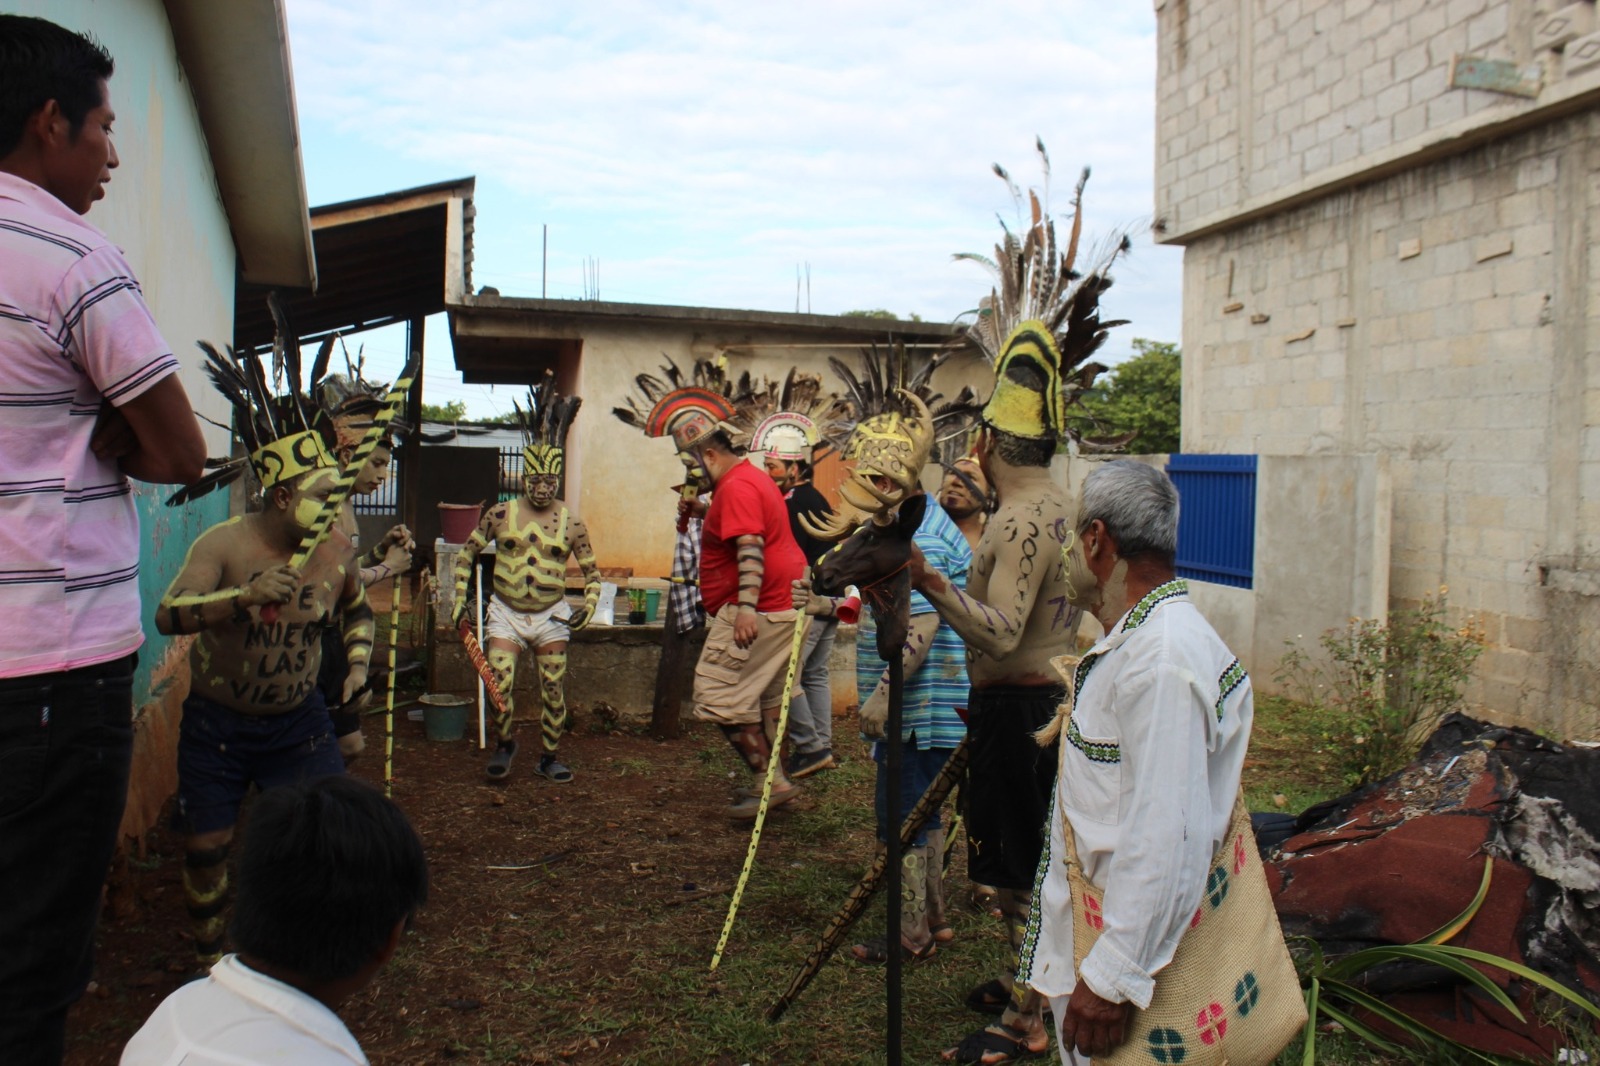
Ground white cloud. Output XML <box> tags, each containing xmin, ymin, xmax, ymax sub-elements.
<box><xmin>284</xmin><ymin>0</ymin><xmax>1182</xmax><ymax>412</ymax></box>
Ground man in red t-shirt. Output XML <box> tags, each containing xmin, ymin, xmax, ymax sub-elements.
<box><xmin>681</xmin><ymin>429</ymin><xmax>810</xmax><ymax>819</ymax></box>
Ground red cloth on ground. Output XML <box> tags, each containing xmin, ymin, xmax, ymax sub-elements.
<box><xmin>699</xmin><ymin>461</ymin><xmax>806</xmax><ymax>616</ymax></box>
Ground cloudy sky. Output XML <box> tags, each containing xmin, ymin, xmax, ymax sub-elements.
<box><xmin>283</xmin><ymin>0</ymin><xmax>1181</xmax><ymax>417</ymax></box>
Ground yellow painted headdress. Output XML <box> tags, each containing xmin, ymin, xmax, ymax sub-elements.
<box><xmin>958</xmin><ymin>147</ymin><xmax>1134</xmax><ymax>451</ymax></box>
<box><xmin>169</xmin><ymin>293</ymin><xmax>339</xmax><ymax>505</ymax></box>
<box><xmin>515</xmin><ymin>370</ymin><xmax>582</xmax><ymax>477</ymax></box>
<box><xmin>319</xmin><ymin>341</ymin><xmax>412</xmax><ymax>458</ymax></box>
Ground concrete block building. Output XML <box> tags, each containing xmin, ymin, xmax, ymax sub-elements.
<box><xmin>1155</xmin><ymin>0</ymin><xmax>1600</xmax><ymax>736</ymax></box>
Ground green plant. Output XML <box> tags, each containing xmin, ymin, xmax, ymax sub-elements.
<box><xmin>1275</xmin><ymin>591</ymin><xmax>1484</xmax><ymax>787</ymax></box>
<box><xmin>1296</xmin><ymin>857</ymin><xmax>1600</xmax><ymax>1063</ymax></box>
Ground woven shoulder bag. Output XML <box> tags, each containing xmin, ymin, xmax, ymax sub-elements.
<box><xmin>1063</xmin><ymin>796</ymin><xmax>1306</xmax><ymax>1065</ymax></box>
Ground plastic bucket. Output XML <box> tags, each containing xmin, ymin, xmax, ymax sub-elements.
<box><xmin>437</xmin><ymin>503</ymin><xmax>483</xmax><ymax>545</ymax></box>
<box><xmin>420</xmin><ymin>694</ymin><xmax>470</xmax><ymax>741</ymax></box>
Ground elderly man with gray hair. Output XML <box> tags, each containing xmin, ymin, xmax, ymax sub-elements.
<box><xmin>1018</xmin><ymin>460</ymin><xmax>1256</xmax><ymax>1063</ymax></box>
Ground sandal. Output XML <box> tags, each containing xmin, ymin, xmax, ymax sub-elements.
<box><xmin>486</xmin><ymin>738</ymin><xmax>517</xmax><ymax>780</ymax></box>
<box><xmin>941</xmin><ymin>1022</ymin><xmax>1047</xmax><ymax>1064</ymax></box>
<box><xmin>534</xmin><ymin>753</ymin><xmax>573</xmax><ymax>783</ymax></box>
<box><xmin>850</xmin><ymin>934</ymin><xmax>937</xmax><ymax>964</ymax></box>
<box><xmin>930</xmin><ymin>921</ymin><xmax>955</xmax><ymax>944</ymax></box>
<box><xmin>964</xmin><ymin>978</ymin><xmax>1011</xmax><ymax>1015</ymax></box>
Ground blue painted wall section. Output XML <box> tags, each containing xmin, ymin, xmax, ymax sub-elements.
<box><xmin>1166</xmin><ymin>454</ymin><xmax>1258</xmax><ymax>589</ymax></box>
<box><xmin>131</xmin><ymin>486</ymin><xmax>227</xmax><ymax>707</ymax></box>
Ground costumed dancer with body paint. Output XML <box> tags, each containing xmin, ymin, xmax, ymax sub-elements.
<box><xmin>316</xmin><ymin>351</ymin><xmax>416</xmax><ymax>764</ymax></box>
<box><xmin>156</xmin><ymin>331</ymin><xmax>375</xmax><ymax>970</ymax></box>
<box><xmin>451</xmin><ymin>372</ymin><xmax>600</xmax><ymax>783</ymax></box>
<box><xmin>795</xmin><ymin>344</ymin><xmax>982</xmax><ymax>965</ymax></box>
<box><xmin>914</xmin><ymin>163</ymin><xmax>1132</xmax><ymax>1064</ymax></box>
<box><xmin>614</xmin><ymin>359</ymin><xmax>824</xmax><ymax>819</ymax></box>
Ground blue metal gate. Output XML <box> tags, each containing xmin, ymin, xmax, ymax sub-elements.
<box><xmin>1165</xmin><ymin>454</ymin><xmax>1257</xmax><ymax>589</ymax></box>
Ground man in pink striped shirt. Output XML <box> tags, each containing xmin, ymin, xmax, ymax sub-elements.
<box><xmin>0</xmin><ymin>16</ymin><xmax>205</xmax><ymax>1064</ymax></box>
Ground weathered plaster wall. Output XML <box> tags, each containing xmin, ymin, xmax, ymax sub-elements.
<box><xmin>560</xmin><ymin>322</ymin><xmax>988</xmax><ymax>580</ymax></box>
<box><xmin>16</xmin><ymin>0</ymin><xmax>240</xmax><ymax>837</ymax></box>
<box><xmin>1176</xmin><ymin>114</ymin><xmax>1599</xmax><ymax>738</ymax></box>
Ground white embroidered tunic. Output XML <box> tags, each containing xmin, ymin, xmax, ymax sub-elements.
<box><xmin>1020</xmin><ymin>580</ymin><xmax>1254</xmax><ymax>1008</ymax></box>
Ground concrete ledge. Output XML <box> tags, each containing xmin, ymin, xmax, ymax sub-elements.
<box><xmin>429</xmin><ymin>621</ymin><xmax>861</xmax><ymax>726</ymax></box>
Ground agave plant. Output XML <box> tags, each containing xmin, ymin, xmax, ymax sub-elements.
<box><xmin>1296</xmin><ymin>857</ymin><xmax>1600</xmax><ymax>1063</ymax></box>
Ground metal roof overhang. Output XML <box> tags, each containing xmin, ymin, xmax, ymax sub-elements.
<box><xmin>448</xmin><ymin>296</ymin><xmax>964</xmax><ymax>385</ymax></box>
<box><xmin>233</xmin><ymin>177</ymin><xmax>475</xmax><ymax>352</ymax></box>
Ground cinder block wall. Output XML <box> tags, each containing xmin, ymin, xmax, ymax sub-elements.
<box><xmin>1155</xmin><ymin>0</ymin><xmax>1600</xmax><ymax>738</ymax></box>
<box><xmin>1174</xmin><ymin>113</ymin><xmax>1600</xmax><ymax>739</ymax></box>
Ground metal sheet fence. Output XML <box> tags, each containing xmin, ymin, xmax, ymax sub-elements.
<box><xmin>1165</xmin><ymin>453</ymin><xmax>1257</xmax><ymax>589</ymax></box>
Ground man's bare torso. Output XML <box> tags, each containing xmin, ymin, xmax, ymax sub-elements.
<box><xmin>483</xmin><ymin>497</ymin><xmax>578</xmax><ymax>614</ymax></box>
<box><xmin>186</xmin><ymin>518</ymin><xmax>355</xmax><ymax>713</ymax></box>
<box><xmin>965</xmin><ymin>483</ymin><xmax>1077</xmax><ymax>688</ymax></box>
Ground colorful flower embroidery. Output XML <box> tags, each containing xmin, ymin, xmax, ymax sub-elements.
<box><xmin>1147</xmin><ymin>1027</ymin><xmax>1188</xmax><ymax>1063</ymax></box>
<box><xmin>1195</xmin><ymin>1002</ymin><xmax>1228</xmax><ymax>1045</ymax></box>
<box><xmin>1215</xmin><ymin>656</ymin><xmax>1246</xmax><ymax>721</ymax></box>
<box><xmin>1066</xmin><ymin>716</ymin><xmax>1121</xmax><ymax>764</ymax></box>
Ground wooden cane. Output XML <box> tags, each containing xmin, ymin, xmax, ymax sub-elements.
<box><xmin>709</xmin><ymin>609</ymin><xmax>811</xmax><ymax>971</ymax></box>
<box><xmin>767</xmin><ymin>738</ymin><xmax>970</xmax><ymax>1022</ymax></box>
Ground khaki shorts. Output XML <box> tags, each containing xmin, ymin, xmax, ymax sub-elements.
<box><xmin>485</xmin><ymin>596</ymin><xmax>571</xmax><ymax>651</ymax></box>
<box><xmin>692</xmin><ymin>605</ymin><xmax>808</xmax><ymax>726</ymax></box>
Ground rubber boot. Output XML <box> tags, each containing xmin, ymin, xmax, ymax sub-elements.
<box><xmin>901</xmin><ymin>845</ymin><xmax>934</xmax><ymax>955</ymax></box>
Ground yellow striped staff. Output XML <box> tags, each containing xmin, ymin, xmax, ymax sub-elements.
<box><xmin>262</xmin><ymin>355</ymin><xmax>418</xmax><ymax>622</ymax></box>
<box><xmin>385</xmin><ymin>573</ymin><xmax>400</xmax><ymax>797</ymax></box>
<box><xmin>709</xmin><ymin>609</ymin><xmax>810</xmax><ymax>972</ymax></box>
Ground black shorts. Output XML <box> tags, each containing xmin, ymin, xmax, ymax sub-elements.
<box><xmin>176</xmin><ymin>689</ymin><xmax>343</xmax><ymax>834</ymax></box>
<box><xmin>965</xmin><ymin>684</ymin><xmax>1063</xmax><ymax>890</ymax></box>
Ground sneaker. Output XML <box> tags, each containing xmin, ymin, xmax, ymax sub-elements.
<box><xmin>786</xmin><ymin>748</ymin><xmax>836</xmax><ymax>780</ymax></box>
<box><xmin>727</xmin><ymin>783</ymin><xmax>802</xmax><ymax>819</ymax></box>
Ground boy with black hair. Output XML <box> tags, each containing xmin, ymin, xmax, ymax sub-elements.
<box><xmin>121</xmin><ymin>775</ymin><xmax>429</xmax><ymax>1064</ymax></box>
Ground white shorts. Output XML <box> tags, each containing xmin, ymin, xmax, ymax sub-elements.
<box><xmin>484</xmin><ymin>596</ymin><xmax>572</xmax><ymax>651</ymax></box>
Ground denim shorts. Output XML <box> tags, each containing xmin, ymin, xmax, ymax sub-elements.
<box><xmin>176</xmin><ymin>688</ymin><xmax>343</xmax><ymax>834</ymax></box>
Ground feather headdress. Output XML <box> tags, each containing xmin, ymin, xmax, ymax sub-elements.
<box><xmin>804</xmin><ymin>342</ymin><xmax>983</xmax><ymax>540</ymax></box>
<box><xmin>167</xmin><ymin>292</ymin><xmax>336</xmax><ymax>506</ymax></box>
<box><xmin>514</xmin><ymin>370</ymin><xmax>582</xmax><ymax>476</ymax></box>
<box><xmin>611</xmin><ymin>355</ymin><xmax>847</xmax><ymax>455</ymax></box>
<box><xmin>319</xmin><ymin>339</ymin><xmax>413</xmax><ymax>456</ymax></box>
<box><xmin>955</xmin><ymin>140</ymin><xmax>1135</xmax><ymax>451</ymax></box>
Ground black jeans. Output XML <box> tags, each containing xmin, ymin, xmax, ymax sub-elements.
<box><xmin>0</xmin><ymin>654</ymin><xmax>135</xmax><ymax>1066</ymax></box>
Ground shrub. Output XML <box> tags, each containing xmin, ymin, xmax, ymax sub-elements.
<box><xmin>1275</xmin><ymin>591</ymin><xmax>1484</xmax><ymax>788</ymax></box>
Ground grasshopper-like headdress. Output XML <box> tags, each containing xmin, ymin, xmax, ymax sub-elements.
<box><xmin>957</xmin><ymin>142</ymin><xmax>1134</xmax><ymax>451</ymax></box>
<box><xmin>803</xmin><ymin>342</ymin><xmax>982</xmax><ymax>540</ymax></box>
<box><xmin>514</xmin><ymin>370</ymin><xmax>582</xmax><ymax>477</ymax></box>
<box><xmin>168</xmin><ymin>293</ymin><xmax>337</xmax><ymax>506</ymax></box>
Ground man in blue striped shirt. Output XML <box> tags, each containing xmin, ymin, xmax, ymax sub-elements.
<box><xmin>847</xmin><ymin>482</ymin><xmax>972</xmax><ymax>962</ymax></box>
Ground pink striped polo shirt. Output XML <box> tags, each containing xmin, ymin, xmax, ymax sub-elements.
<box><xmin>0</xmin><ymin>172</ymin><xmax>180</xmax><ymax>679</ymax></box>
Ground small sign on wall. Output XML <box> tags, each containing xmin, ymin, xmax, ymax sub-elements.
<box><xmin>1449</xmin><ymin>55</ymin><xmax>1544</xmax><ymax>98</ymax></box>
